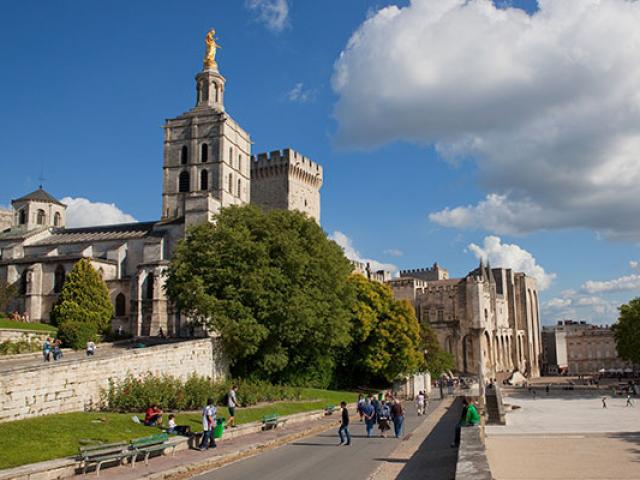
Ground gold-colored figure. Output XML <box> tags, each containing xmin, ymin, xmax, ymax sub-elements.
<box><xmin>203</xmin><ymin>29</ymin><xmax>221</xmax><ymax>70</ymax></box>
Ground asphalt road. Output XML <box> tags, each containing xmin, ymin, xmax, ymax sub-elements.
<box><xmin>194</xmin><ymin>400</ymin><xmax>452</xmax><ymax>480</ymax></box>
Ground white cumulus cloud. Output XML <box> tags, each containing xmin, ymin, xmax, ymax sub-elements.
<box><xmin>246</xmin><ymin>0</ymin><xmax>289</xmax><ymax>32</ymax></box>
<box><xmin>630</xmin><ymin>261</ymin><xmax>640</xmax><ymax>272</ymax></box>
<box><xmin>330</xmin><ymin>230</ymin><xmax>397</xmax><ymax>274</ymax></box>
<box><xmin>467</xmin><ymin>235</ymin><xmax>555</xmax><ymax>290</ymax></box>
<box><xmin>61</xmin><ymin>197</ymin><xmax>137</xmax><ymax>228</ymax></box>
<box><xmin>581</xmin><ymin>274</ymin><xmax>640</xmax><ymax>294</ymax></box>
<box><xmin>286</xmin><ymin>82</ymin><xmax>315</xmax><ymax>103</ymax></box>
<box><xmin>545</xmin><ymin>297</ymin><xmax>572</xmax><ymax>309</ymax></box>
<box><xmin>332</xmin><ymin>0</ymin><xmax>640</xmax><ymax>240</ymax></box>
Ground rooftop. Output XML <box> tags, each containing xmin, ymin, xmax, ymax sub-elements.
<box><xmin>12</xmin><ymin>187</ymin><xmax>66</xmax><ymax>207</ymax></box>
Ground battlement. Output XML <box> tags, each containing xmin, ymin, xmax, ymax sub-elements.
<box><xmin>400</xmin><ymin>263</ymin><xmax>449</xmax><ymax>281</ymax></box>
<box><xmin>251</xmin><ymin>148</ymin><xmax>323</xmax><ymax>188</ymax></box>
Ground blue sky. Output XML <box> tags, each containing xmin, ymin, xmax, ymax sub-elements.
<box><xmin>2</xmin><ymin>0</ymin><xmax>640</xmax><ymax>325</ymax></box>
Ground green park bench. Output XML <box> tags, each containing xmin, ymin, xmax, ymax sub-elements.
<box><xmin>129</xmin><ymin>432</ymin><xmax>176</xmax><ymax>467</ymax></box>
<box><xmin>324</xmin><ymin>404</ymin><xmax>336</xmax><ymax>415</ymax></box>
<box><xmin>78</xmin><ymin>441</ymin><xmax>132</xmax><ymax>476</ymax></box>
<box><xmin>262</xmin><ymin>413</ymin><xmax>286</xmax><ymax>430</ymax></box>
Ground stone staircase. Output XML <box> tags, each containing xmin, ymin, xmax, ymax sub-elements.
<box><xmin>485</xmin><ymin>385</ymin><xmax>506</xmax><ymax>425</ymax></box>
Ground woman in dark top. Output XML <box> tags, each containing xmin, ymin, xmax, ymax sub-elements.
<box><xmin>338</xmin><ymin>401</ymin><xmax>351</xmax><ymax>446</ymax></box>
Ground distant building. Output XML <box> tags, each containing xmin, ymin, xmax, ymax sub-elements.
<box><xmin>352</xmin><ymin>261</ymin><xmax>392</xmax><ymax>283</ymax></box>
<box><xmin>388</xmin><ymin>261</ymin><xmax>542</xmax><ymax>379</ymax></box>
<box><xmin>542</xmin><ymin>320</ymin><xmax>628</xmax><ymax>375</ymax></box>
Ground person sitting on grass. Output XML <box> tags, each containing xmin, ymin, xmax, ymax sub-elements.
<box><xmin>451</xmin><ymin>397</ymin><xmax>480</xmax><ymax>447</ymax></box>
<box><xmin>166</xmin><ymin>414</ymin><xmax>191</xmax><ymax>436</ymax></box>
<box><xmin>144</xmin><ymin>404</ymin><xmax>163</xmax><ymax>426</ymax></box>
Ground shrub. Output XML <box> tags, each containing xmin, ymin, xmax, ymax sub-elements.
<box><xmin>57</xmin><ymin>321</ymin><xmax>98</xmax><ymax>350</ymax></box>
<box><xmin>0</xmin><ymin>338</ymin><xmax>41</xmax><ymax>355</ymax></box>
<box><xmin>101</xmin><ymin>374</ymin><xmax>303</xmax><ymax>412</ymax></box>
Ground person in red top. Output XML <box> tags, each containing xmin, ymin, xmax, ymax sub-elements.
<box><xmin>144</xmin><ymin>404</ymin><xmax>163</xmax><ymax>426</ymax></box>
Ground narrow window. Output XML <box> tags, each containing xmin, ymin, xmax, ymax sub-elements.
<box><xmin>53</xmin><ymin>212</ymin><xmax>61</xmax><ymax>227</ymax></box>
<box><xmin>228</xmin><ymin>173</ymin><xmax>233</xmax><ymax>193</ymax></box>
<box><xmin>180</xmin><ymin>146</ymin><xmax>188</xmax><ymax>165</ymax></box>
<box><xmin>54</xmin><ymin>265</ymin><xmax>65</xmax><ymax>293</ymax></box>
<box><xmin>20</xmin><ymin>270</ymin><xmax>28</xmax><ymax>295</ymax></box>
<box><xmin>179</xmin><ymin>171</ymin><xmax>190</xmax><ymax>192</ymax></box>
<box><xmin>238</xmin><ymin>154</ymin><xmax>242</xmax><ymax>172</ymax></box>
<box><xmin>115</xmin><ymin>293</ymin><xmax>126</xmax><ymax>316</ymax></box>
<box><xmin>229</xmin><ymin>147</ymin><xmax>233</xmax><ymax>165</ymax></box>
<box><xmin>237</xmin><ymin>178</ymin><xmax>241</xmax><ymax>197</ymax></box>
<box><xmin>19</xmin><ymin>209</ymin><xmax>26</xmax><ymax>225</ymax></box>
<box><xmin>201</xmin><ymin>143</ymin><xmax>208</xmax><ymax>163</ymax></box>
<box><xmin>146</xmin><ymin>273</ymin><xmax>154</xmax><ymax>299</ymax></box>
<box><xmin>437</xmin><ymin>310</ymin><xmax>444</xmax><ymax>322</ymax></box>
<box><xmin>36</xmin><ymin>209</ymin><xmax>45</xmax><ymax>225</ymax></box>
<box><xmin>200</xmin><ymin>169</ymin><xmax>208</xmax><ymax>191</ymax></box>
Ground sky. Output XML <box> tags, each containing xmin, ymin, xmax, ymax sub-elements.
<box><xmin>2</xmin><ymin>0</ymin><xmax>640</xmax><ymax>326</ymax></box>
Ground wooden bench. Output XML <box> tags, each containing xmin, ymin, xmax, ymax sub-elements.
<box><xmin>79</xmin><ymin>441</ymin><xmax>132</xmax><ymax>476</ymax></box>
<box><xmin>262</xmin><ymin>413</ymin><xmax>286</xmax><ymax>430</ymax></box>
<box><xmin>325</xmin><ymin>404</ymin><xmax>336</xmax><ymax>415</ymax></box>
<box><xmin>130</xmin><ymin>432</ymin><xmax>176</xmax><ymax>467</ymax></box>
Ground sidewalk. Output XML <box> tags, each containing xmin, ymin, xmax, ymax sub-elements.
<box><xmin>93</xmin><ymin>411</ymin><xmax>344</xmax><ymax>480</ymax></box>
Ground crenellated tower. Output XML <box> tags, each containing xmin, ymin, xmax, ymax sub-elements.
<box><xmin>250</xmin><ymin>148</ymin><xmax>323</xmax><ymax>223</ymax></box>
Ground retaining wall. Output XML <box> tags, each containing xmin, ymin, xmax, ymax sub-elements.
<box><xmin>0</xmin><ymin>338</ymin><xmax>227</xmax><ymax>423</ymax></box>
<box><xmin>0</xmin><ymin>328</ymin><xmax>51</xmax><ymax>344</ymax></box>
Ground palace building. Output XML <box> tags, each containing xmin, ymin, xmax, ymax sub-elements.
<box><xmin>0</xmin><ymin>32</ymin><xmax>323</xmax><ymax>336</ymax></box>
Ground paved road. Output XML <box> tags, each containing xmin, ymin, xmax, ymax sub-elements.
<box><xmin>194</xmin><ymin>400</ymin><xmax>459</xmax><ymax>480</ymax></box>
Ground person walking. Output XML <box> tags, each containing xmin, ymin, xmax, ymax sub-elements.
<box><xmin>357</xmin><ymin>394</ymin><xmax>365</xmax><ymax>422</ymax></box>
<box><xmin>226</xmin><ymin>385</ymin><xmax>238</xmax><ymax>428</ymax></box>
<box><xmin>602</xmin><ymin>396</ymin><xmax>608</xmax><ymax>409</ymax></box>
<box><xmin>86</xmin><ymin>339</ymin><xmax>96</xmax><ymax>357</ymax></box>
<box><xmin>391</xmin><ymin>398</ymin><xmax>405</xmax><ymax>439</ymax></box>
<box><xmin>42</xmin><ymin>337</ymin><xmax>51</xmax><ymax>362</ymax></box>
<box><xmin>416</xmin><ymin>391</ymin><xmax>426</xmax><ymax>416</ymax></box>
<box><xmin>362</xmin><ymin>400</ymin><xmax>376</xmax><ymax>438</ymax></box>
<box><xmin>378</xmin><ymin>400</ymin><xmax>391</xmax><ymax>438</ymax></box>
<box><xmin>626</xmin><ymin>395</ymin><xmax>634</xmax><ymax>407</ymax></box>
<box><xmin>338</xmin><ymin>401</ymin><xmax>351</xmax><ymax>446</ymax></box>
<box><xmin>52</xmin><ymin>339</ymin><xmax>63</xmax><ymax>361</ymax></box>
<box><xmin>198</xmin><ymin>398</ymin><xmax>217</xmax><ymax>450</ymax></box>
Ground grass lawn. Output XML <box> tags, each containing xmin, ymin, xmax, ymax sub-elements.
<box><xmin>0</xmin><ymin>388</ymin><xmax>357</xmax><ymax>470</ymax></box>
<box><xmin>0</xmin><ymin>318</ymin><xmax>57</xmax><ymax>333</ymax></box>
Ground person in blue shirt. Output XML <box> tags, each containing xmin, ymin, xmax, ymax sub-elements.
<box><xmin>362</xmin><ymin>400</ymin><xmax>376</xmax><ymax>438</ymax></box>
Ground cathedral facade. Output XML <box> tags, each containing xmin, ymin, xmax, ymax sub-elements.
<box><xmin>389</xmin><ymin>262</ymin><xmax>542</xmax><ymax>378</ymax></box>
<box><xmin>0</xmin><ymin>33</ymin><xmax>323</xmax><ymax>336</ymax></box>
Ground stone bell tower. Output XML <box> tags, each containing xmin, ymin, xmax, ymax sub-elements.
<box><xmin>162</xmin><ymin>29</ymin><xmax>251</xmax><ymax>227</ymax></box>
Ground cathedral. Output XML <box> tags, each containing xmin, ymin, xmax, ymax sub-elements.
<box><xmin>0</xmin><ymin>32</ymin><xmax>323</xmax><ymax>336</ymax></box>
<box><xmin>389</xmin><ymin>262</ymin><xmax>542</xmax><ymax>378</ymax></box>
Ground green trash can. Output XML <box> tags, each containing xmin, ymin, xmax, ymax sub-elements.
<box><xmin>213</xmin><ymin>417</ymin><xmax>225</xmax><ymax>439</ymax></box>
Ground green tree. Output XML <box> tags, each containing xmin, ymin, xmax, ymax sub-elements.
<box><xmin>338</xmin><ymin>275</ymin><xmax>423</xmax><ymax>386</ymax></box>
<box><xmin>165</xmin><ymin>205</ymin><xmax>355</xmax><ymax>387</ymax></box>
<box><xmin>420</xmin><ymin>320</ymin><xmax>455</xmax><ymax>378</ymax></box>
<box><xmin>613</xmin><ymin>297</ymin><xmax>640</xmax><ymax>365</ymax></box>
<box><xmin>51</xmin><ymin>259</ymin><xmax>113</xmax><ymax>340</ymax></box>
<box><xmin>0</xmin><ymin>280</ymin><xmax>17</xmax><ymax>313</ymax></box>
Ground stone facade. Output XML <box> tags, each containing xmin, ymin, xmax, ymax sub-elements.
<box><xmin>0</xmin><ymin>208</ymin><xmax>12</xmax><ymax>232</ymax></box>
<box><xmin>389</xmin><ymin>262</ymin><xmax>542</xmax><ymax>379</ymax></box>
<box><xmin>543</xmin><ymin>320</ymin><xmax>627</xmax><ymax>375</ymax></box>
<box><xmin>0</xmin><ymin>34</ymin><xmax>323</xmax><ymax>335</ymax></box>
<box><xmin>251</xmin><ymin>149</ymin><xmax>323</xmax><ymax>223</ymax></box>
<box><xmin>0</xmin><ymin>338</ymin><xmax>226</xmax><ymax>423</ymax></box>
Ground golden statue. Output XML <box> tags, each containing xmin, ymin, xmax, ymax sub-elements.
<box><xmin>203</xmin><ymin>29</ymin><xmax>221</xmax><ymax>70</ymax></box>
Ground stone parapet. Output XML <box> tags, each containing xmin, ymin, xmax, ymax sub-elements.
<box><xmin>455</xmin><ymin>426</ymin><xmax>494</xmax><ymax>480</ymax></box>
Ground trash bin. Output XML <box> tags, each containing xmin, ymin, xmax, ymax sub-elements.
<box><xmin>213</xmin><ymin>418</ymin><xmax>225</xmax><ymax>438</ymax></box>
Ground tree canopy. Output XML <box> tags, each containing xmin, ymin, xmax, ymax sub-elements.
<box><xmin>50</xmin><ymin>259</ymin><xmax>112</xmax><ymax>348</ymax></box>
<box><xmin>337</xmin><ymin>274</ymin><xmax>423</xmax><ymax>386</ymax></box>
<box><xmin>166</xmin><ymin>205</ymin><xmax>355</xmax><ymax>387</ymax></box>
<box><xmin>613</xmin><ymin>297</ymin><xmax>640</xmax><ymax>365</ymax></box>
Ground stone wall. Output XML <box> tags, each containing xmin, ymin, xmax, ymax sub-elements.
<box><xmin>0</xmin><ymin>208</ymin><xmax>11</xmax><ymax>232</ymax></box>
<box><xmin>0</xmin><ymin>328</ymin><xmax>51</xmax><ymax>344</ymax></box>
<box><xmin>0</xmin><ymin>338</ymin><xmax>227</xmax><ymax>423</ymax></box>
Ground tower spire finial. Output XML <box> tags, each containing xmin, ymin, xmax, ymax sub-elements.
<box><xmin>203</xmin><ymin>29</ymin><xmax>221</xmax><ymax>71</ymax></box>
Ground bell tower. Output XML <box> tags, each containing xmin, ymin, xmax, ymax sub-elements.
<box><xmin>161</xmin><ymin>29</ymin><xmax>251</xmax><ymax>224</ymax></box>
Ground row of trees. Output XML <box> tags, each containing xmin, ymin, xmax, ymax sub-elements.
<box><xmin>613</xmin><ymin>297</ymin><xmax>640</xmax><ymax>366</ymax></box>
<box><xmin>166</xmin><ymin>205</ymin><xmax>454</xmax><ymax>388</ymax></box>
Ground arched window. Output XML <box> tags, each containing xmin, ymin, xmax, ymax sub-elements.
<box><xmin>201</xmin><ymin>143</ymin><xmax>208</xmax><ymax>163</ymax></box>
<box><xmin>200</xmin><ymin>169</ymin><xmax>208</xmax><ymax>191</ymax></box>
<box><xmin>18</xmin><ymin>209</ymin><xmax>26</xmax><ymax>225</ymax></box>
<box><xmin>115</xmin><ymin>293</ymin><xmax>126</xmax><ymax>316</ymax></box>
<box><xmin>54</xmin><ymin>265</ymin><xmax>65</xmax><ymax>293</ymax></box>
<box><xmin>179</xmin><ymin>171</ymin><xmax>190</xmax><ymax>192</ymax></box>
<box><xmin>36</xmin><ymin>209</ymin><xmax>45</xmax><ymax>225</ymax></box>
<box><xmin>146</xmin><ymin>273</ymin><xmax>154</xmax><ymax>300</ymax></box>
<box><xmin>237</xmin><ymin>178</ymin><xmax>241</xmax><ymax>197</ymax></box>
<box><xmin>53</xmin><ymin>212</ymin><xmax>61</xmax><ymax>227</ymax></box>
<box><xmin>228</xmin><ymin>173</ymin><xmax>233</xmax><ymax>193</ymax></box>
<box><xmin>180</xmin><ymin>146</ymin><xmax>188</xmax><ymax>165</ymax></box>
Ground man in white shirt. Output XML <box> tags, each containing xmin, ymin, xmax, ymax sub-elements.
<box><xmin>227</xmin><ymin>385</ymin><xmax>238</xmax><ymax>428</ymax></box>
<box><xmin>198</xmin><ymin>398</ymin><xmax>217</xmax><ymax>450</ymax></box>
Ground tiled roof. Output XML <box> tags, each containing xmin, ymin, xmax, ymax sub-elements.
<box><xmin>33</xmin><ymin>221</ymin><xmax>157</xmax><ymax>246</ymax></box>
<box><xmin>12</xmin><ymin>187</ymin><xmax>65</xmax><ymax>207</ymax></box>
<box><xmin>0</xmin><ymin>226</ymin><xmax>48</xmax><ymax>242</ymax></box>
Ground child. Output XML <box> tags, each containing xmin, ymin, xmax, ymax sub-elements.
<box><xmin>338</xmin><ymin>401</ymin><xmax>351</xmax><ymax>446</ymax></box>
<box><xmin>167</xmin><ymin>414</ymin><xmax>191</xmax><ymax>435</ymax></box>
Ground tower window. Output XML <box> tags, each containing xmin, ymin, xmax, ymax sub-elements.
<box><xmin>36</xmin><ymin>209</ymin><xmax>45</xmax><ymax>225</ymax></box>
<box><xmin>228</xmin><ymin>173</ymin><xmax>233</xmax><ymax>193</ymax></box>
<box><xmin>115</xmin><ymin>293</ymin><xmax>126</xmax><ymax>316</ymax></box>
<box><xmin>201</xmin><ymin>143</ymin><xmax>208</xmax><ymax>163</ymax></box>
<box><xmin>180</xmin><ymin>146</ymin><xmax>188</xmax><ymax>165</ymax></box>
<box><xmin>201</xmin><ymin>169</ymin><xmax>209</xmax><ymax>191</ymax></box>
<box><xmin>179</xmin><ymin>171</ymin><xmax>190</xmax><ymax>192</ymax></box>
<box><xmin>18</xmin><ymin>209</ymin><xmax>26</xmax><ymax>225</ymax></box>
<box><xmin>54</xmin><ymin>265</ymin><xmax>65</xmax><ymax>293</ymax></box>
<box><xmin>54</xmin><ymin>212</ymin><xmax>61</xmax><ymax>227</ymax></box>
<box><xmin>237</xmin><ymin>178</ymin><xmax>241</xmax><ymax>197</ymax></box>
